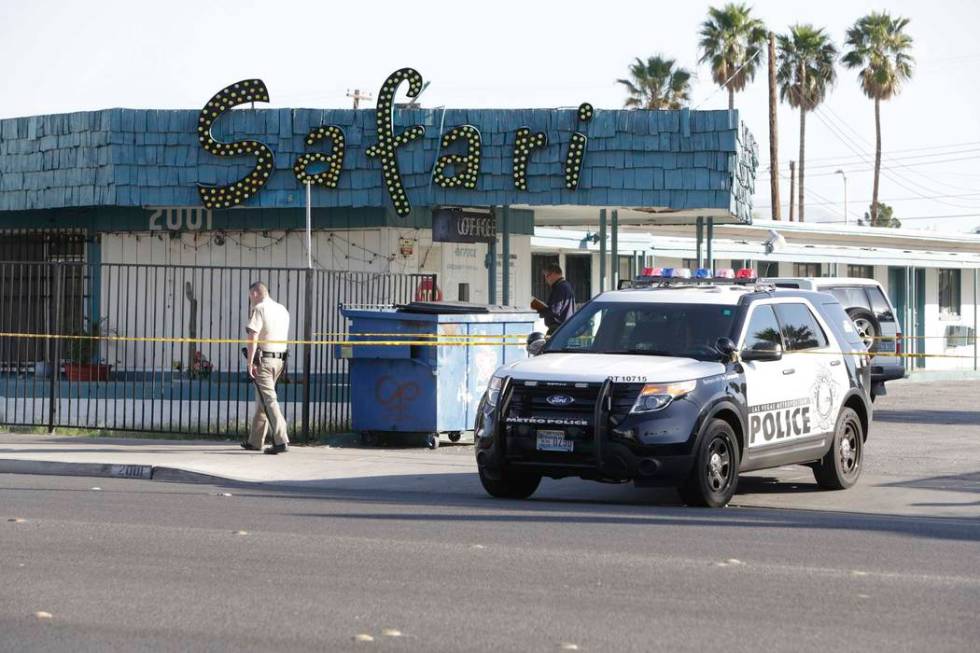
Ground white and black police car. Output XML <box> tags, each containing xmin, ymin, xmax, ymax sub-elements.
<box><xmin>474</xmin><ymin>268</ymin><xmax>873</xmax><ymax>507</ymax></box>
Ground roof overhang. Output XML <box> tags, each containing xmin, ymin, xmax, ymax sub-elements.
<box><xmin>518</xmin><ymin>205</ymin><xmax>743</xmax><ymax>227</ymax></box>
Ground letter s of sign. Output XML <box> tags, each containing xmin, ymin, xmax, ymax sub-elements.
<box><xmin>293</xmin><ymin>125</ymin><xmax>346</xmax><ymax>189</ymax></box>
<box><xmin>432</xmin><ymin>125</ymin><xmax>481</xmax><ymax>190</ymax></box>
<box><xmin>196</xmin><ymin>79</ymin><xmax>275</xmax><ymax>210</ymax></box>
<box><xmin>365</xmin><ymin>68</ymin><xmax>426</xmax><ymax>218</ymax></box>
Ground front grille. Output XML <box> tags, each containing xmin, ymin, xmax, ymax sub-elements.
<box><xmin>502</xmin><ymin>380</ymin><xmax>642</xmax><ymax>466</ymax></box>
<box><xmin>507</xmin><ymin>381</ymin><xmax>599</xmax><ymax>424</ymax></box>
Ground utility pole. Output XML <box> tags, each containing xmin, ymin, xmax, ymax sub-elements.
<box><xmin>346</xmin><ymin>89</ymin><xmax>372</xmax><ymax>109</ymax></box>
<box><xmin>768</xmin><ymin>32</ymin><xmax>781</xmax><ymax>221</ymax></box>
<box><xmin>788</xmin><ymin>161</ymin><xmax>796</xmax><ymax>222</ymax></box>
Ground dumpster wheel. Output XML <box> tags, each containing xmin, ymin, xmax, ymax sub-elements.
<box><xmin>448</xmin><ymin>431</ymin><xmax>462</xmax><ymax>443</ymax></box>
<box><xmin>425</xmin><ymin>433</ymin><xmax>440</xmax><ymax>449</ymax></box>
<box><xmin>360</xmin><ymin>431</ymin><xmax>380</xmax><ymax>447</ymax></box>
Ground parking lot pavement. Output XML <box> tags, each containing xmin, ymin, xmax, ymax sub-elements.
<box><xmin>0</xmin><ymin>379</ymin><xmax>977</xmax><ymax>518</ymax></box>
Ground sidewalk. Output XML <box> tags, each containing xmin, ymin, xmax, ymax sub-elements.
<box><xmin>0</xmin><ymin>433</ymin><xmax>476</xmax><ymax>490</ymax></box>
<box><xmin>2</xmin><ymin>430</ymin><xmax>978</xmax><ymax>520</ymax></box>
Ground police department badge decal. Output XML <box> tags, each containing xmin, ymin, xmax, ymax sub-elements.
<box><xmin>810</xmin><ymin>366</ymin><xmax>840</xmax><ymax>432</ymax></box>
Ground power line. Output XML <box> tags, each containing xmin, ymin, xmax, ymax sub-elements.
<box><xmin>760</xmin><ymin>140</ymin><xmax>980</xmax><ymax>169</ymax></box>
<box><xmin>755</xmin><ymin>190</ymin><xmax>980</xmax><ymax>209</ymax></box>
<box><xmin>756</xmin><ymin>153</ymin><xmax>980</xmax><ymax>179</ymax></box>
<box><xmin>818</xmin><ymin>104</ymin><xmax>980</xmax><ymax>196</ymax></box>
<box><xmin>819</xmin><ymin>212</ymin><xmax>980</xmax><ymax>223</ymax></box>
<box><xmin>808</xmin><ymin>107</ymin><xmax>980</xmax><ymax>208</ymax></box>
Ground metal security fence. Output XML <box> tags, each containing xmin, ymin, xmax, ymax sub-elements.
<box><xmin>0</xmin><ymin>260</ymin><xmax>434</xmax><ymax>440</ymax></box>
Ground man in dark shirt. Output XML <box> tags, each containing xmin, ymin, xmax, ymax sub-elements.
<box><xmin>532</xmin><ymin>263</ymin><xmax>575</xmax><ymax>334</ymax></box>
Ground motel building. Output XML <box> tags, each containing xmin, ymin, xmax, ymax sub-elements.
<box><xmin>0</xmin><ymin>69</ymin><xmax>977</xmax><ymax>433</ymax></box>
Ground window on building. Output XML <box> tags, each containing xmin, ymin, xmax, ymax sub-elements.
<box><xmin>564</xmin><ymin>254</ymin><xmax>592</xmax><ymax>304</ymax></box>
<box><xmin>730</xmin><ymin>259</ymin><xmax>751</xmax><ymax>271</ymax></box>
<box><xmin>682</xmin><ymin>258</ymin><xmax>698</xmax><ymax>270</ymax></box>
<box><xmin>794</xmin><ymin>262</ymin><xmax>822</xmax><ymax>277</ymax></box>
<box><xmin>939</xmin><ymin>269</ymin><xmax>961</xmax><ymax>317</ymax></box>
<box><xmin>773</xmin><ymin>303</ymin><xmax>828</xmax><ymax>350</ymax></box>
<box><xmin>847</xmin><ymin>265</ymin><xmax>875</xmax><ymax>279</ymax></box>
<box><xmin>618</xmin><ymin>256</ymin><xmax>634</xmax><ymax>283</ymax></box>
<box><xmin>757</xmin><ymin>261</ymin><xmax>779</xmax><ymax>278</ymax></box>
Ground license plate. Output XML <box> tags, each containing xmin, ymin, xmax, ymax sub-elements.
<box><xmin>537</xmin><ymin>430</ymin><xmax>573</xmax><ymax>452</ymax></box>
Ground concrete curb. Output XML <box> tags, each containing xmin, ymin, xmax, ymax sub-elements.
<box><xmin>0</xmin><ymin>458</ymin><xmax>228</xmax><ymax>486</ymax></box>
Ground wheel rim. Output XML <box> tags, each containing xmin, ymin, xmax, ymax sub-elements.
<box><xmin>839</xmin><ymin>419</ymin><xmax>861</xmax><ymax>477</ymax></box>
<box><xmin>853</xmin><ymin>317</ymin><xmax>876</xmax><ymax>349</ymax></box>
<box><xmin>705</xmin><ymin>436</ymin><xmax>733</xmax><ymax>493</ymax></box>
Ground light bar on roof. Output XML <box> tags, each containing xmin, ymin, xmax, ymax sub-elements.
<box><xmin>735</xmin><ymin>268</ymin><xmax>756</xmax><ymax>280</ymax></box>
<box><xmin>694</xmin><ymin>268</ymin><xmax>712</xmax><ymax>279</ymax></box>
<box><xmin>714</xmin><ymin>268</ymin><xmax>735</xmax><ymax>279</ymax></box>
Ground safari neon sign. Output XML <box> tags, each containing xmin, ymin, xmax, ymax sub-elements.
<box><xmin>196</xmin><ymin>67</ymin><xmax>593</xmax><ymax>216</ymax></box>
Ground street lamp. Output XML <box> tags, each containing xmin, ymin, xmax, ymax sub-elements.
<box><xmin>834</xmin><ymin>169</ymin><xmax>848</xmax><ymax>226</ymax></box>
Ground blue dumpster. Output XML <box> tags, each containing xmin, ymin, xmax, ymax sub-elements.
<box><xmin>340</xmin><ymin>302</ymin><xmax>537</xmax><ymax>447</ymax></box>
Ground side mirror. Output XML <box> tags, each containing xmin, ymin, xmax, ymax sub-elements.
<box><xmin>741</xmin><ymin>342</ymin><xmax>783</xmax><ymax>362</ymax></box>
<box><xmin>715</xmin><ymin>338</ymin><xmax>737</xmax><ymax>357</ymax></box>
<box><xmin>526</xmin><ymin>332</ymin><xmax>546</xmax><ymax>356</ymax></box>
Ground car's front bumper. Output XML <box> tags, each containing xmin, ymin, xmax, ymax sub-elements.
<box><xmin>474</xmin><ymin>379</ymin><xmax>703</xmax><ymax>486</ymax></box>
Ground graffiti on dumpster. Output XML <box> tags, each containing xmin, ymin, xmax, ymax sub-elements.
<box><xmin>375</xmin><ymin>375</ymin><xmax>421</xmax><ymax>419</ymax></box>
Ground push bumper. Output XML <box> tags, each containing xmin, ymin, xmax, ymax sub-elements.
<box><xmin>475</xmin><ymin>378</ymin><xmax>699</xmax><ymax>486</ymax></box>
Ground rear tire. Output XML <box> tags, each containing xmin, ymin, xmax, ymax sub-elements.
<box><xmin>678</xmin><ymin>419</ymin><xmax>740</xmax><ymax>508</ymax></box>
<box><xmin>478</xmin><ymin>465</ymin><xmax>541</xmax><ymax>499</ymax></box>
<box><xmin>847</xmin><ymin>308</ymin><xmax>880</xmax><ymax>353</ymax></box>
<box><xmin>813</xmin><ymin>407</ymin><xmax>864</xmax><ymax>490</ymax></box>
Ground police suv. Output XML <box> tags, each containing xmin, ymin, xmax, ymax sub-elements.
<box><xmin>474</xmin><ymin>268</ymin><xmax>873</xmax><ymax>507</ymax></box>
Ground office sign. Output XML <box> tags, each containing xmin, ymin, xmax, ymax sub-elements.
<box><xmin>431</xmin><ymin>209</ymin><xmax>496</xmax><ymax>244</ymax></box>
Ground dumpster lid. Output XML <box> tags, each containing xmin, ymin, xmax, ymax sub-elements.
<box><xmin>396</xmin><ymin>301</ymin><xmax>529</xmax><ymax>315</ymax></box>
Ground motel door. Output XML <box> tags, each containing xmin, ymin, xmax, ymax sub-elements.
<box><xmin>889</xmin><ymin>267</ymin><xmax>926</xmax><ymax>369</ymax></box>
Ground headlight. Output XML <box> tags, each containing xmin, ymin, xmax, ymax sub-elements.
<box><xmin>630</xmin><ymin>380</ymin><xmax>696</xmax><ymax>413</ymax></box>
<box><xmin>484</xmin><ymin>375</ymin><xmax>504</xmax><ymax>407</ymax></box>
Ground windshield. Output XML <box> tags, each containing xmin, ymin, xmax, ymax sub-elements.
<box><xmin>544</xmin><ymin>302</ymin><xmax>737</xmax><ymax>360</ymax></box>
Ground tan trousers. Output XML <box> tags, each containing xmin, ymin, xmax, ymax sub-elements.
<box><xmin>248</xmin><ymin>358</ymin><xmax>288</xmax><ymax>448</ymax></box>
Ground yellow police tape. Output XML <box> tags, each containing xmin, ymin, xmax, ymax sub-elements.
<box><xmin>0</xmin><ymin>332</ymin><xmax>974</xmax><ymax>359</ymax></box>
<box><xmin>0</xmin><ymin>332</ymin><xmax>524</xmax><ymax>347</ymax></box>
<box><xmin>312</xmin><ymin>332</ymin><xmax>526</xmax><ymax>339</ymax></box>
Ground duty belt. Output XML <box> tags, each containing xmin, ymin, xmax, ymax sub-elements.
<box><xmin>260</xmin><ymin>351</ymin><xmax>288</xmax><ymax>360</ymax></box>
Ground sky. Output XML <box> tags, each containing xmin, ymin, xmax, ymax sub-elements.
<box><xmin>2</xmin><ymin>0</ymin><xmax>979</xmax><ymax>233</ymax></box>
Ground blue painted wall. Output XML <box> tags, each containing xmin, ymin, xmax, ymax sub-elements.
<box><xmin>0</xmin><ymin>107</ymin><xmax>757</xmax><ymax>222</ymax></box>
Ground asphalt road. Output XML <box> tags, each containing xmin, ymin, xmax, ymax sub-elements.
<box><xmin>2</xmin><ymin>379</ymin><xmax>979</xmax><ymax>651</ymax></box>
<box><xmin>2</xmin><ymin>470</ymin><xmax>978</xmax><ymax>653</ymax></box>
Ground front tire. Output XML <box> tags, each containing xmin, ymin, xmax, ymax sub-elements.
<box><xmin>813</xmin><ymin>407</ymin><xmax>864</xmax><ymax>490</ymax></box>
<box><xmin>678</xmin><ymin>419</ymin><xmax>740</xmax><ymax>508</ymax></box>
<box><xmin>478</xmin><ymin>465</ymin><xmax>541</xmax><ymax>499</ymax></box>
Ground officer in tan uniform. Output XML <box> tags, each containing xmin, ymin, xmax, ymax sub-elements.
<box><xmin>242</xmin><ymin>281</ymin><xmax>291</xmax><ymax>454</ymax></box>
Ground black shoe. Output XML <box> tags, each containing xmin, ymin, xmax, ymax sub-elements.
<box><xmin>240</xmin><ymin>441</ymin><xmax>260</xmax><ymax>451</ymax></box>
<box><xmin>264</xmin><ymin>443</ymin><xmax>287</xmax><ymax>455</ymax></box>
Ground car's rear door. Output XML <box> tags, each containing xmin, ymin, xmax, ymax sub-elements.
<box><xmin>771</xmin><ymin>301</ymin><xmax>850</xmax><ymax>438</ymax></box>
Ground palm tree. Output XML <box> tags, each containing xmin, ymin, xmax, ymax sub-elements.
<box><xmin>616</xmin><ymin>56</ymin><xmax>692</xmax><ymax>110</ymax></box>
<box><xmin>862</xmin><ymin>201</ymin><xmax>901</xmax><ymax>228</ymax></box>
<box><xmin>698</xmin><ymin>3</ymin><xmax>768</xmax><ymax>110</ymax></box>
<box><xmin>777</xmin><ymin>25</ymin><xmax>838</xmax><ymax>222</ymax></box>
<box><xmin>843</xmin><ymin>13</ymin><xmax>914</xmax><ymax>225</ymax></box>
